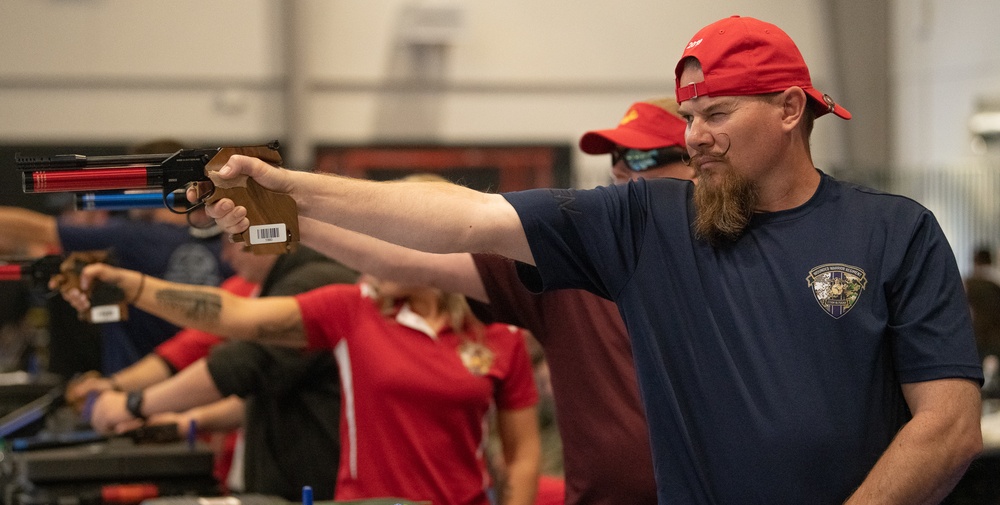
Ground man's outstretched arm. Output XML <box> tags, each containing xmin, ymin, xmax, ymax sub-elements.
<box><xmin>0</xmin><ymin>206</ymin><xmax>60</xmax><ymax>255</ymax></box>
<box><xmin>844</xmin><ymin>378</ymin><xmax>982</xmax><ymax>504</ymax></box>
<box><xmin>200</xmin><ymin>155</ymin><xmax>535</xmax><ymax>265</ymax></box>
<box><xmin>299</xmin><ymin>217</ymin><xmax>489</xmax><ymax>303</ymax></box>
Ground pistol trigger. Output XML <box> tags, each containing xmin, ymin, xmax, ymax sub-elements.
<box><xmin>188</xmin><ymin>181</ymin><xmax>217</xmax><ymax>206</ymax></box>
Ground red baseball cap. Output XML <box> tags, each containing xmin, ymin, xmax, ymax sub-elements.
<box><xmin>579</xmin><ymin>101</ymin><xmax>688</xmax><ymax>155</ymax></box>
<box><xmin>674</xmin><ymin>15</ymin><xmax>851</xmax><ymax>120</ymax></box>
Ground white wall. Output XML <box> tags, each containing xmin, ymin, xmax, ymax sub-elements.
<box><xmin>0</xmin><ymin>0</ymin><xmax>845</xmax><ymax>188</ymax></box>
<box><xmin>0</xmin><ymin>1</ymin><xmax>286</xmax><ymax>141</ymax></box>
<box><xmin>891</xmin><ymin>0</ymin><xmax>1000</xmax><ymax>170</ymax></box>
<box><xmin>886</xmin><ymin>0</ymin><xmax>1000</xmax><ymax>273</ymax></box>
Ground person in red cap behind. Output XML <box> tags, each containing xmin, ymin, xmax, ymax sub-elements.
<box><xmin>195</xmin><ymin>14</ymin><xmax>982</xmax><ymax>505</ymax></box>
<box><xmin>579</xmin><ymin>97</ymin><xmax>695</xmax><ymax>184</ymax></box>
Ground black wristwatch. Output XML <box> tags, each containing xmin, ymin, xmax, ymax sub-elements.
<box><xmin>125</xmin><ymin>390</ymin><xmax>146</xmax><ymax>420</ymax></box>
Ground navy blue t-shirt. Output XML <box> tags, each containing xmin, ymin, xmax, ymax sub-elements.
<box><xmin>505</xmin><ymin>172</ymin><xmax>982</xmax><ymax>504</ymax></box>
<box><xmin>58</xmin><ymin>217</ymin><xmax>231</xmax><ymax>374</ymax></box>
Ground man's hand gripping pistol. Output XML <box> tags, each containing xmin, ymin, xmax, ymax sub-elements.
<box><xmin>17</xmin><ymin>141</ymin><xmax>298</xmax><ymax>255</ymax></box>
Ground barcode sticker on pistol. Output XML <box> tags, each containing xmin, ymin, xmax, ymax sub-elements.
<box><xmin>248</xmin><ymin>223</ymin><xmax>287</xmax><ymax>245</ymax></box>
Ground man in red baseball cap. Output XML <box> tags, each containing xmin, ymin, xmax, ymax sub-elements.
<box><xmin>579</xmin><ymin>97</ymin><xmax>695</xmax><ymax>184</ymax></box>
<box><xmin>674</xmin><ymin>15</ymin><xmax>855</xmax><ymax>245</ymax></box>
<box><xmin>196</xmin><ymin>14</ymin><xmax>983</xmax><ymax>505</ymax></box>
<box><xmin>668</xmin><ymin>15</ymin><xmax>982</xmax><ymax>504</ymax></box>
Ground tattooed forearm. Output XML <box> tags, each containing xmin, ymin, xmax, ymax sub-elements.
<box><xmin>155</xmin><ymin>289</ymin><xmax>222</xmax><ymax>323</ymax></box>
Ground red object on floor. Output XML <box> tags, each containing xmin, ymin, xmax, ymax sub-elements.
<box><xmin>101</xmin><ymin>483</ymin><xmax>159</xmax><ymax>504</ymax></box>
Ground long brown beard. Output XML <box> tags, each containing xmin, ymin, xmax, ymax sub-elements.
<box><xmin>692</xmin><ymin>168</ymin><xmax>759</xmax><ymax>245</ymax></box>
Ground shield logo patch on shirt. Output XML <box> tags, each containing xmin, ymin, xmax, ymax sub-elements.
<box><xmin>807</xmin><ymin>263</ymin><xmax>868</xmax><ymax>319</ymax></box>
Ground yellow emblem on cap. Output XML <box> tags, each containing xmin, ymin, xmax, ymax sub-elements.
<box><xmin>619</xmin><ymin>109</ymin><xmax>639</xmax><ymax>126</ymax></box>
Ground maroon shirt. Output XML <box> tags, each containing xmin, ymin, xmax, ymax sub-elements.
<box><xmin>470</xmin><ymin>254</ymin><xmax>657</xmax><ymax>505</ymax></box>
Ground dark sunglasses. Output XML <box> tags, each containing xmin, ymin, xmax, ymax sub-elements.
<box><xmin>611</xmin><ymin>148</ymin><xmax>686</xmax><ymax>172</ymax></box>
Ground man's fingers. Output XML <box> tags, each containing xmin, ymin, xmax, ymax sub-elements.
<box><xmin>203</xmin><ymin>198</ymin><xmax>234</xmax><ymax>219</ymax></box>
<box><xmin>186</xmin><ymin>182</ymin><xmax>215</xmax><ymax>204</ymax></box>
<box><xmin>221</xmin><ymin>154</ymin><xmax>293</xmax><ymax>193</ymax></box>
<box><xmin>219</xmin><ymin>155</ymin><xmax>263</xmax><ymax>179</ymax></box>
<box><xmin>207</xmin><ymin>200</ymin><xmax>250</xmax><ymax>234</ymax></box>
<box><xmin>204</xmin><ymin>197</ymin><xmax>249</xmax><ymax>235</ymax></box>
<box><xmin>207</xmin><ymin>155</ymin><xmax>282</xmax><ymax>235</ymax></box>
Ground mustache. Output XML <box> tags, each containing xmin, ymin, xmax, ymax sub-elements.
<box><xmin>682</xmin><ymin>133</ymin><xmax>731</xmax><ymax>167</ymax></box>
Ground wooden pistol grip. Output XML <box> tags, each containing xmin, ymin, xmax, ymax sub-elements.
<box><xmin>203</xmin><ymin>146</ymin><xmax>298</xmax><ymax>255</ymax></box>
<box><xmin>56</xmin><ymin>251</ymin><xmax>105</xmax><ymax>296</ymax></box>
<box><xmin>205</xmin><ymin>174</ymin><xmax>299</xmax><ymax>255</ymax></box>
<box><xmin>58</xmin><ymin>251</ymin><xmax>128</xmax><ymax>323</ymax></box>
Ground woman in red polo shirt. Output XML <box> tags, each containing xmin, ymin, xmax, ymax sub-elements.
<box><xmin>67</xmin><ymin>266</ymin><xmax>541</xmax><ymax>505</ymax></box>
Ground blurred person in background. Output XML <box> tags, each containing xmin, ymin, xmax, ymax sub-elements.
<box><xmin>0</xmin><ymin>280</ymin><xmax>39</xmax><ymax>373</ymax></box>
<box><xmin>0</xmin><ymin>139</ymin><xmax>233</xmax><ymax>374</ymax></box>
<box><xmin>85</xmin><ymin>247</ymin><xmax>355</xmax><ymax>500</ymax></box>
<box><xmin>68</xmin><ymin>239</ymin><xmax>355</xmax><ymax>497</ymax></box>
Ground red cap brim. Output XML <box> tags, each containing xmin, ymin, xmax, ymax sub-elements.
<box><xmin>804</xmin><ymin>87</ymin><xmax>851</xmax><ymax>120</ymax></box>
<box><xmin>579</xmin><ymin>128</ymin><xmax>685</xmax><ymax>154</ymax></box>
<box><xmin>579</xmin><ymin>102</ymin><xmax>689</xmax><ymax>154</ymax></box>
